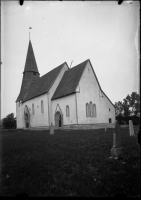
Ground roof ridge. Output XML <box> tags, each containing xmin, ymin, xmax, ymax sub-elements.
<box><xmin>70</xmin><ymin>59</ymin><xmax>89</xmax><ymax>70</ymax></box>
<box><xmin>40</xmin><ymin>62</ymin><xmax>67</xmax><ymax>79</ymax></box>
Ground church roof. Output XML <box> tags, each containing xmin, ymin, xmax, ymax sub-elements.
<box><xmin>52</xmin><ymin>60</ymin><xmax>88</xmax><ymax>100</ymax></box>
<box><xmin>22</xmin><ymin>62</ymin><xmax>66</xmax><ymax>102</ymax></box>
<box><xmin>24</xmin><ymin>40</ymin><xmax>39</xmax><ymax>74</ymax></box>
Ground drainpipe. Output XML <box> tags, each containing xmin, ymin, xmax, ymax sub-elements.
<box><xmin>47</xmin><ymin>92</ymin><xmax>50</xmax><ymax>127</ymax></box>
<box><xmin>75</xmin><ymin>93</ymin><xmax>78</xmax><ymax>124</ymax></box>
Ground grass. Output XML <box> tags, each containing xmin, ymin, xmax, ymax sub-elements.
<box><xmin>0</xmin><ymin>127</ymin><xmax>140</xmax><ymax>197</ymax></box>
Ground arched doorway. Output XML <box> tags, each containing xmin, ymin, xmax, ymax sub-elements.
<box><xmin>24</xmin><ymin>105</ymin><xmax>30</xmax><ymax>128</ymax></box>
<box><xmin>55</xmin><ymin>111</ymin><xmax>63</xmax><ymax>128</ymax></box>
<box><xmin>25</xmin><ymin>113</ymin><xmax>30</xmax><ymax>128</ymax></box>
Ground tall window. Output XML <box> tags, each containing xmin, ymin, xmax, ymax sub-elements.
<box><xmin>90</xmin><ymin>101</ymin><xmax>93</xmax><ymax>118</ymax></box>
<box><xmin>41</xmin><ymin>100</ymin><xmax>44</xmax><ymax>113</ymax></box>
<box><xmin>32</xmin><ymin>103</ymin><xmax>35</xmax><ymax>115</ymax></box>
<box><xmin>86</xmin><ymin>103</ymin><xmax>90</xmax><ymax>117</ymax></box>
<box><xmin>66</xmin><ymin>105</ymin><xmax>69</xmax><ymax>117</ymax></box>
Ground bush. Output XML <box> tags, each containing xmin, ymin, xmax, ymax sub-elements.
<box><xmin>2</xmin><ymin>113</ymin><xmax>16</xmax><ymax>129</ymax></box>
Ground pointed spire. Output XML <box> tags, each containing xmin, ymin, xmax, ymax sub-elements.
<box><xmin>23</xmin><ymin>40</ymin><xmax>40</xmax><ymax>75</ymax></box>
<box><xmin>16</xmin><ymin>40</ymin><xmax>40</xmax><ymax>102</ymax></box>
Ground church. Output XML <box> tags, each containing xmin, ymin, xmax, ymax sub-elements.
<box><xmin>16</xmin><ymin>40</ymin><xmax>115</xmax><ymax>129</ymax></box>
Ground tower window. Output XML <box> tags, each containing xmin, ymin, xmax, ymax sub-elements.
<box><xmin>109</xmin><ymin>108</ymin><xmax>110</xmax><ymax>111</ymax></box>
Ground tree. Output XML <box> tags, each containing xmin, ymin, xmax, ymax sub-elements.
<box><xmin>2</xmin><ymin>113</ymin><xmax>16</xmax><ymax>129</ymax></box>
<box><xmin>115</xmin><ymin>92</ymin><xmax>140</xmax><ymax>117</ymax></box>
<box><xmin>115</xmin><ymin>92</ymin><xmax>140</xmax><ymax>125</ymax></box>
<box><xmin>115</xmin><ymin>101</ymin><xmax>124</xmax><ymax>116</ymax></box>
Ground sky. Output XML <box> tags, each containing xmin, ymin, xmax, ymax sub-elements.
<box><xmin>1</xmin><ymin>1</ymin><xmax>140</xmax><ymax>119</ymax></box>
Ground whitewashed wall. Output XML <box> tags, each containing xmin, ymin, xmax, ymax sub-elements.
<box><xmin>16</xmin><ymin>102</ymin><xmax>24</xmax><ymax>128</ymax></box>
<box><xmin>22</xmin><ymin>93</ymin><xmax>48</xmax><ymax>127</ymax></box>
<box><xmin>51</xmin><ymin>94</ymin><xmax>77</xmax><ymax>125</ymax></box>
<box><xmin>76</xmin><ymin>61</ymin><xmax>115</xmax><ymax>124</ymax></box>
<box><xmin>16</xmin><ymin>93</ymin><xmax>48</xmax><ymax>128</ymax></box>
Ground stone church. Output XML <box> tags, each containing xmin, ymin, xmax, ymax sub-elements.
<box><xmin>16</xmin><ymin>40</ymin><xmax>115</xmax><ymax>129</ymax></box>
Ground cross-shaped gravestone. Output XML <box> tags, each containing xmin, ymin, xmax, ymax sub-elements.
<box><xmin>129</xmin><ymin>120</ymin><xmax>135</xmax><ymax>137</ymax></box>
<box><xmin>50</xmin><ymin>123</ymin><xmax>55</xmax><ymax>135</ymax></box>
<box><xmin>111</xmin><ymin>120</ymin><xmax>124</xmax><ymax>159</ymax></box>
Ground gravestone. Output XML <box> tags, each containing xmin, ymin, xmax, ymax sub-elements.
<box><xmin>50</xmin><ymin>123</ymin><xmax>55</xmax><ymax>135</ymax></box>
<box><xmin>129</xmin><ymin>120</ymin><xmax>135</xmax><ymax>137</ymax></box>
<box><xmin>111</xmin><ymin>120</ymin><xmax>124</xmax><ymax>158</ymax></box>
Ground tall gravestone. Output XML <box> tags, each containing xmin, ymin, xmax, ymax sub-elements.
<box><xmin>50</xmin><ymin>123</ymin><xmax>55</xmax><ymax>135</ymax></box>
<box><xmin>111</xmin><ymin>120</ymin><xmax>124</xmax><ymax>158</ymax></box>
<box><xmin>129</xmin><ymin>120</ymin><xmax>135</xmax><ymax>137</ymax></box>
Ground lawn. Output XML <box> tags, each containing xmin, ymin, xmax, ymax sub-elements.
<box><xmin>0</xmin><ymin>127</ymin><xmax>140</xmax><ymax>197</ymax></box>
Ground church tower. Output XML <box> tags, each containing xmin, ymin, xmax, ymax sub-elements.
<box><xmin>16</xmin><ymin>40</ymin><xmax>40</xmax><ymax>103</ymax></box>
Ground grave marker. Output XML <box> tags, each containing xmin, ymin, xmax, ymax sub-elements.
<box><xmin>111</xmin><ymin>120</ymin><xmax>124</xmax><ymax>158</ymax></box>
<box><xmin>129</xmin><ymin>120</ymin><xmax>135</xmax><ymax>137</ymax></box>
<box><xmin>50</xmin><ymin>123</ymin><xmax>55</xmax><ymax>135</ymax></box>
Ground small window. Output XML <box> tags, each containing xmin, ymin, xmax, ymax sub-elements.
<box><xmin>41</xmin><ymin>100</ymin><xmax>44</xmax><ymax>113</ymax></box>
<box><xmin>109</xmin><ymin>118</ymin><xmax>112</xmax><ymax>123</ymax></box>
<box><xmin>32</xmin><ymin>103</ymin><xmax>35</xmax><ymax>115</ymax></box>
<box><xmin>66</xmin><ymin>105</ymin><xmax>69</xmax><ymax>117</ymax></box>
<box><xmin>109</xmin><ymin>108</ymin><xmax>110</xmax><ymax>112</ymax></box>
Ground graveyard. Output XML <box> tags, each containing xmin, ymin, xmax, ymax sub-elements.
<box><xmin>0</xmin><ymin>126</ymin><xmax>140</xmax><ymax>197</ymax></box>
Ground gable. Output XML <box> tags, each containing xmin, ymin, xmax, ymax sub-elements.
<box><xmin>83</xmin><ymin>60</ymin><xmax>115</xmax><ymax>108</ymax></box>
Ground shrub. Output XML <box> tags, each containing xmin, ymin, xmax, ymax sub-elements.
<box><xmin>2</xmin><ymin>113</ymin><xmax>16</xmax><ymax>129</ymax></box>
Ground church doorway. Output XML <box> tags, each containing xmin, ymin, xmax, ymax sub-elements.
<box><xmin>25</xmin><ymin>113</ymin><xmax>30</xmax><ymax>128</ymax></box>
<box><xmin>55</xmin><ymin>111</ymin><xmax>62</xmax><ymax>128</ymax></box>
<box><xmin>24</xmin><ymin>105</ymin><xmax>30</xmax><ymax>128</ymax></box>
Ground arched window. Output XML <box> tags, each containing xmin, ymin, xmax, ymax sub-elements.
<box><xmin>86</xmin><ymin>103</ymin><xmax>90</xmax><ymax>117</ymax></box>
<box><xmin>41</xmin><ymin>100</ymin><xmax>44</xmax><ymax>113</ymax></box>
<box><xmin>92</xmin><ymin>104</ymin><xmax>94</xmax><ymax>117</ymax></box>
<box><xmin>90</xmin><ymin>101</ymin><xmax>93</xmax><ymax>117</ymax></box>
<box><xmin>66</xmin><ymin>105</ymin><xmax>69</xmax><ymax>117</ymax></box>
<box><xmin>32</xmin><ymin>103</ymin><xmax>35</xmax><ymax>115</ymax></box>
<box><xmin>93</xmin><ymin>104</ymin><xmax>96</xmax><ymax>117</ymax></box>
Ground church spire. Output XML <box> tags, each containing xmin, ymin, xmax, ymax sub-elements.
<box><xmin>23</xmin><ymin>40</ymin><xmax>40</xmax><ymax>75</ymax></box>
<box><xmin>16</xmin><ymin>40</ymin><xmax>40</xmax><ymax>102</ymax></box>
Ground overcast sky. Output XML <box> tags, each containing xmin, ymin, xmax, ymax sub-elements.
<box><xmin>1</xmin><ymin>1</ymin><xmax>140</xmax><ymax>118</ymax></box>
